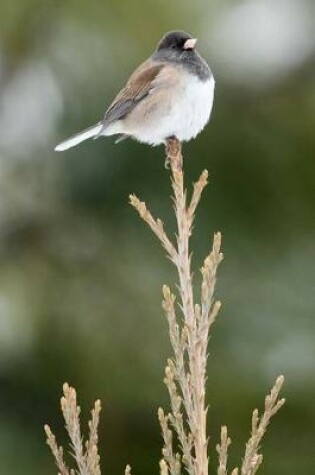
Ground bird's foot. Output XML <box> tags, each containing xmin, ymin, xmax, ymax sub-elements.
<box><xmin>165</xmin><ymin>136</ymin><xmax>183</xmax><ymax>171</ymax></box>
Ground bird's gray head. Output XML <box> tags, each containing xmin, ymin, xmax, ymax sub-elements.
<box><xmin>155</xmin><ymin>31</ymin><xmax>197</xmax><ymax>57</ymax></box>
<box><xmin>153</xmin><ymin>31</ymin><xmax>210</xmax><ymax>82</ymax></box>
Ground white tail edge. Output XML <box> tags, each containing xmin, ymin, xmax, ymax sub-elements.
<box><xmin>55</xmin><ymin>122</ymin><xmax>103</xmax><ymax>151</ymax></box>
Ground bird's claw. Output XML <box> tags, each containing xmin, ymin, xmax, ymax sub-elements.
<box><xmin>165</xmin><ymin>137</ymin><xmax>183</xmax><ymax>171</ymax></box>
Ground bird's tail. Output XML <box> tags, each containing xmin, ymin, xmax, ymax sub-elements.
<box><xmin>54</xmin><ymin>122</ymin><xmax>102</xmax><ymax>152</ymax></box>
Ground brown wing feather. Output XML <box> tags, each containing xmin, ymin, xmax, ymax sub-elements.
<box><xmin>102</xmin><ymin>61</ymin><xmax>164</xmax><ymax>125</ymax></box>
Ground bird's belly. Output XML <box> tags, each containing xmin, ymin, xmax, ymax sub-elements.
<box><xmin>169</xmin><ymin>75</ymin><xmax>215</xmax><ymax>143</ymax></box>
<box><xmin>127</xmin><ymin>74</ymin><xmax>215</xmax><ymax>146</ymax></box>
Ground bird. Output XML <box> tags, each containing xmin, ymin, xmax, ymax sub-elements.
<box><xmin>54</xmin><ymin>31</ymin><xmax>215</xmax><ymax>153</ymax></box>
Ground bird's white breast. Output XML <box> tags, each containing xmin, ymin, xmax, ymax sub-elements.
<box><xmin>125</xmin><ymin>72</ymin><xmax>215</xmax><ymax>146</ymax></box>
<box><xmin>172</xmin><ymin>73</ymin><xmax>215</xmax><ymax>144</ymax></box>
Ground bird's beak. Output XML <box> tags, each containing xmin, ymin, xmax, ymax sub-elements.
<box><xmin>183</xmin><ymin>38</ymin><xmax>197</xmax><ymax>50</ymax></box>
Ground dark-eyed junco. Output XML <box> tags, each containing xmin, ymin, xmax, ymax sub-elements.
<box><xmin>55</xmin><ymin>31</ymin><xmax>215</xmax><ymax>152</ymax></box>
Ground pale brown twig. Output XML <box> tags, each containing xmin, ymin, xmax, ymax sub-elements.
<box><xmin>216</xmin><ymin>426</ymin><xmax>231</xmax><ymax>475</ymax></box>
<box><xmin>240</xmin><ymin>375</ymin><xmax>285</xmax><ymax>475</ymax></box>
<box><xmin>130</xmin><ymin>139</ymin><xmax>285</xmax><ymax>475</ymax></box>
<box><xmin>44</xmin><ymin>424</ymin><xmax>71</xmax><ymax>475</ymax></box>
<box><xmin>45</xmin><ymin>383</ymin><xmax>102</xmax><ymax>475</ymax></box>
<box><xmin>86</xmin><ymin>399</ymin><xmax>102</xmax><ymax>475</ymax></box>
<box><xmin>129</xmin><ymin>195</ymin><xmax>177</xmax><ymax>263</ymax></box>
<box><xmin>61</xmin><ymin>383</ymin><xmax>89</xmax><ymax>475</ymax></box>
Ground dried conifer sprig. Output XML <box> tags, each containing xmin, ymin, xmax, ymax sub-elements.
<box><xmin>44</xmin><ymin>424</ymin><xmax>71</xmax><ymax>475</ymax></box>
<box><xmin>45</xmin><ymin>383</ymin><xmax>102</xmax><ymax>475</ymax></box>
<box><xmin>216</xmin><ymin>426</ymin><xmax>231</xmax><ymax>475</ymax></box>
<box><xmin>240</xmin><ymin>375</ymin><xmax>285</xmax><ymax>475</ymax></box>
<box><xmin>130</xmin><ymin>140</ymin><xmax>284</xmax><ymax>475</ymax></box>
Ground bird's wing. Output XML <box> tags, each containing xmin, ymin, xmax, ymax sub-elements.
<box><xmin>102</xmin><ymin>60</ymin><xmax>164</xmax><ymax>126</ymax></box>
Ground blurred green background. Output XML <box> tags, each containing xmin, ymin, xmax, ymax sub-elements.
<box><xmin>0</xmin><ymin>0</ymin><xmax>314</xmax><ymax>473</ymax></box>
